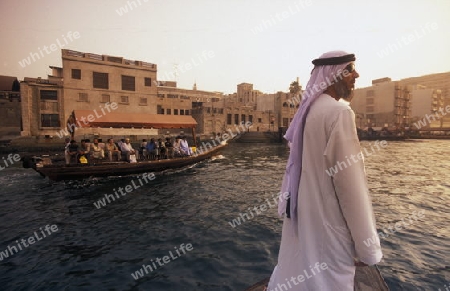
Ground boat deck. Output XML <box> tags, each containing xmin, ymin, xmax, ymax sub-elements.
<box><xmin>244</xmin><ymin>265</ymin><xmax>389</xmax><ymax>291</ymax></box>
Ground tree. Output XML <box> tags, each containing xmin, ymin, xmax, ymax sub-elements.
<box><xmin>289</xmin><ymin>81</ymin><xmax>302</xmax><ymax>106</ymax></box>
<box><xmin>289</xmin><ymin>81</ymin><xmax>301</xmax><ymax>96</ymax></box>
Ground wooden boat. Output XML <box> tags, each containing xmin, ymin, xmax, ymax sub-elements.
<box><xmin>245</xmin><ymin>265</ymin><xmax>389</xmax><ymax>291</ymax></box>
<box><xmin>25</xmin><ymin>143</ymin><xmax>226</xmax><ymax>181</ymax></box>
<box><xmin>22</xmin><ymin>109</ymin><xmax>229</xmax><ymax>181</ymax></box>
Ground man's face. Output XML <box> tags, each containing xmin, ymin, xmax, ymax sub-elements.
<box><xmin>125</xmin><ymin>139</ymin><xmax>130</xmax><ymax>144</ymax></box>
<box><xmin>109</xmin><ymin>139</ymin><xmax>114</xmax><ymax>144</ymax></box>
<box><xmin>336</xmin><ymin>62</ymin><xmax>359</xmax><ymax>100</ymax></box>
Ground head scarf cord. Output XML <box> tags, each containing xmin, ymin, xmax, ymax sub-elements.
<box><xmin>278</xmin><ymin>50</ymin><xmax>356</xmax><ymax>235</ymax></box>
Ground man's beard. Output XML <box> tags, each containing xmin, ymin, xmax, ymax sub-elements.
<box><xmin>335</xmin><ymin>80</ymin><xmax>354</xmax><ymax>101</ymax></box>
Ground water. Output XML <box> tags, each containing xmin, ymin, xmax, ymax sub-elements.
<box><xmin>0</xmin><ymin>140</ymin><xmax>448</xmax><ymax>290</ymax></box>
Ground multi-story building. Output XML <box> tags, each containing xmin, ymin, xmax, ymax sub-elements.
<box><xmin>351</xmin><ymin>73</ymin><xmax>450</xmax><ymax>130</ymax></box>
<box><xmin>156</xmin><ymin>81</ymin><xmax>224</xmax><ymax>135</ymax></box>
<box><xmin>400</xmin><ymin>72</ymin><xmax>450</xmax><ymax>101</ymax></box>
<box><xmin>410</xmin><ymin>86</ymin><xmax>444</xmax><ymax>127</ymax></box>
<box><xmin>21</xmin><ymin>49</ymin><xmax>159</xmax><ymax>138</ymax></box>
<box><xmin>351</xmin><ymin>78</ymin><xmax>412</xmax><ymax>129</ymax></box>
<box><xmin>18</xmin><ymin>49</ymin><xmax>300</xmax><ymax>141</ymax></box>
<box><xmin>0</xmin><ymin>75</ymin><xmax>21</xmax><ymax>139</ymax></box>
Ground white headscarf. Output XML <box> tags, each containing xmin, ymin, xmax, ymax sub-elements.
<box><xmin>278</xmin><ymin>50</ymin><xmax>356</xmax><ymax>235</ymax></box>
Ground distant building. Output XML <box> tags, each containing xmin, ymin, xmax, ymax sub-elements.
<box><xmin>19</xmin><ymin>49</ymin><xmax>300</xmax><ymax>140</ymax></box>
<box><xmin>21</xmin><ymin>49</ymin><xmax>159</xmax><ymax>139</ymax></box>
<box><xmin>410</xmin><ymin>86</ymin><xmax>444</xmax><ymax>127</ymax></box>
<box><xmin>351</xmin><ymin>73</ymin><xmax>450</xmax><ymax>130</ymax></box>
<box><xmin>156</xmin><ymin>81</ymin><xmax>224</xmax><ymax>135</ymax></box>
<box><xmin>0</xmin><ymin>75</ymin><xmax>21</xmax><ymax>139</ymax></box>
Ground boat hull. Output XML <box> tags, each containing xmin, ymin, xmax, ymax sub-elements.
<box><xmin>32</xmin><ymin>144</ymin><xmax>226</xmax><ymax>181</ymax></box>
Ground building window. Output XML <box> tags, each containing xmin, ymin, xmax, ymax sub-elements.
<box><xmin>167</xmin><ymin>94</ymin><xmax>178</xmax><ymax>99</ymax></box>
<box><xmin>41</xmin><ymin>114</ymin><xmax>60</xmax><ymax>127</ymax></box>
<box><xmin>366</xmin><ymin>98</ymin><xmax>374</xmax><ymax>105</ymax></box>
<box><xmin>227</xmin><ymin>114</ymin><xmax>232</xmax><ymax>125</ymax></box>
<box><xmin>234</xmin><ymin>114</ymin><xmax>239</xmax><ymax>124</ymax></box>
<box><xmin>40</xmin><ymin>101</ymin><xmax>59</xmax><ymax>111</ymax></box>
<box><xmin>367</xmin><ymin>90</ymin><xmax>375</xmax><ymax>97</ymax></box>
<box><xmin>258</xmin><ymin>118</ymin><xmax>262</xmax><ymax>123</ymax></box>
<box><xmin>180</xmin><ymin>109</ymin><xmax>185</xmax><ymax>115</ymax></box>
<box><xmin>166</xmin><ymin>109</ymin><xmax>171</xmax><ymax>115</ymax></box>
<box><xmin>145</xmin><ymin>77</ymin><xmax>152</xmax><ymax>87</ymax></box>
<box><xmin>122</xmin><ymin>75</ymin><xmax>135</xmax><ymax>91</ymax></box>
<box><xmin>366</xmin><ymin>106</ymin><xmax>374</xmax><ymax>113</ymax></box>
<box><xmin>158</xmin><ymin>94</ymin><xmax>165</xmax><ymax>98</ymax></box>
<box><xmin>78</xmin><ymin>93</ymin><xmax>88</xmax><ymax>102</ymax></box>
<box><xmin>185</xmin><ymin>110</ymin><xmax>189</xmax><ymax>115</ymax></box>
<box><xmin>157</xmin><ymin>105</ymin><xmax>164</xmax><ymax>114</ymax></box>
<box><xmin>120</xmin><ymin>96</ymin><xmax>129</xmax><ymax>104</ymax></box>
<box><xmin>174</xmin><ymin>109</ymin><xmax>179</xmax><ymax>115</ymax></box>
<box><xmin>101</xmin><ymin>94</ymin><xmax>110</xmax><ymax>103</ymax></box>
<box><xmin>140</xmin><ymin>97</ymin><xmax>148</xmax><ymax>105</ymax></box>
<box><xmin>206</xmin><ymin>107</ymin><xmax>211</xmax><ymax>114</ymax></box>
<box><xmin>40</xmin><ymin>90</ymin><xmax>58</xmax><ymax>100</ymax></box>
<box><xmin>241</xmin><ymin>114</ymin><xmax>246</xmax><ymax>123</ymax></box>
<box><xmin>283</xmin><ymin>118</ymin><xmax>289</xmax><ymax>127</ymax></box>
<box><xmin>71</xmin><ymin>69</ymin><xmax>81</xmax><ymax>79</ymax></box>
<box><xmin>93</xmin><ymin>72</ymin><xmax>109</xmax><ymax>89</ymax></box>
<box><xmin>249</xmin><ymin>115</ymin><xmax>253</xmax><ymax>123</ymax></box>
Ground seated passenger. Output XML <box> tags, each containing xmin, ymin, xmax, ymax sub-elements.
<box><xmin>173</xmin><ymin>136</ymin><xmax>182</xmax><ymax>157</ymax></box>
<box><xmin>120</xmin><ymin>138</ymin><xmax>138</xmax><ymax>163</ymax></box>
<box><xmin>180</xmin><ymin>136</ymin><xmax>192</xmax><ymax>156</ymax></box>
<box><xmin>90</xmin><ymin>138</ymin><xmax>105</xmax><ymax>160</ymax></box>
<box><xmin>78</xmin><ymin>139</ymin><xmax>91</xmax><ymax>163</ymax></box>
<box><xmin>105</xmin><ymin>138</ymin><xmax>121</xmax><ymax>162</ymax></box>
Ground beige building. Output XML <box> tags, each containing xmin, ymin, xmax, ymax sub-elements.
<box><xmin>351</xmin><ymin>73</ymin><xmax>450</xmax><ymax>129</ymax></box>
<box><xmin>21</xmin><ymin>49</ymin><xmax>159</xmax><ymax>139</ymax></box>
<box><xmin>410</xmin><ymin>86</ymin><xmax>444</xmax><ymax>127</ymax></box>
<box><xmin>351</xmin><ymin>78</ymin><xmax>412</xmax><ymax>129</ymax></box>
<box><xmin>0</xmin><ymin>75</ymin><xmax>21</xmax><ymax>140</ymax></box>
<box><xmin>399</xmin><ymin>72</ymin><xmax>450</xmax><ymax>101</ymax></box>
<box><xmin>18</xmin><ymin>49</ymin><xmax>300</xmax><ymax>141</ymax></box>
<box><xmin>156</xmin><ymin>81</ymin><xmax>224</xmax><ymax>135</ymax></box>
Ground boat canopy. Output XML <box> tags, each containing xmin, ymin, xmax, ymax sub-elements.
<box><xmin>72</xmin><ymin>110</ymin><xmax>198</xmax><ymax>129</ymax></box>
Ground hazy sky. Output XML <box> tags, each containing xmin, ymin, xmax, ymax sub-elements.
<box><xmin>1</xmin><ymin>0</ymin><xmax>449</xmax><ymax>94</ymax></box>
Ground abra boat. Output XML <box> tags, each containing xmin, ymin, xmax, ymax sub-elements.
<box><xmin>24</xmin><ymin>143</ymin><xmax>226</xmax><ymax>182</ymax></box>
<box><xmin>23</xmin><ymin>109</ymin><xmax>226</xmax><ymax>181</ymax></box>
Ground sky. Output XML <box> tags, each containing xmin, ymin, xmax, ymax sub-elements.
<box><xmin>0</xmin><ymin>0</ymin><xmax>449</xmax><ymax>94</ymax></box>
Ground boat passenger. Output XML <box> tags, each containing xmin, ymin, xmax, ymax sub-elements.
<box><xmin>66</xmin><ymin>140</ymin><xmax>78</xmax><ymax>165</ymax></box>
<box><xmin>90</xmin><ymin>138</ymin><xmax>105</xmax><ymax>160</ymax></box>
<box><xmin>146</xmin><ymin>138</ymin><xmax>157</xmax><ymax>160</ymax></box>
<box><xmin>117</xmin><ymin>138</ymin><xmax>125</xmax><ymax>149</ymax></box>
<box><xmin>64</xmin><ymin>137</ymin><xmax>71</xmax><ymax>164</ymax></box>
<box><xmin>180</xmin><ymin>136</ymin><xmax>192</xmax><ymax>156</ymax></box>
<box><xmin>165</xmin><ymin>137</ymin><xmax>174</xmax><ymax>159</ymax></box>
<box><xmin>78</xmin><ymin>139</ymin><xmax>91</xmax><ymax>163</ymax></box>
<box><xmin>105</xmin><ymin>138</ymin><xmax>121</xmax><ymax>162</ymax></box>
<box><xmin>173</xmin><ymin>136</ymin><xmax>182</xmax><ymax>157</ymax></box>
<box><xmin>120</xmin><ymin>138</ymin><xmax>139</xmax><ymax>163</ymax></box>
<box><xmin>158</xmin><ymin>138</ymin><xmax>166</xmax><ymax>159</ymax></box>
<box><xmin>140</xmin><ymin>139</ymin><xmax>148</xmax><ymax>160</ymax></box>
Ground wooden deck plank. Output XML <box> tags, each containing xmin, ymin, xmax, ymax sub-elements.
<box><xmin>244</xmin><ymin>265</ymin><xmax>389</xmax><ymax>291</ymax></box>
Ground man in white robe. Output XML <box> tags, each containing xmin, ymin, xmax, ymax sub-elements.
<box><xmin>267</xmin><ymin>51</ymin><xmax>383</xmax><ymax>291</ymax></box>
